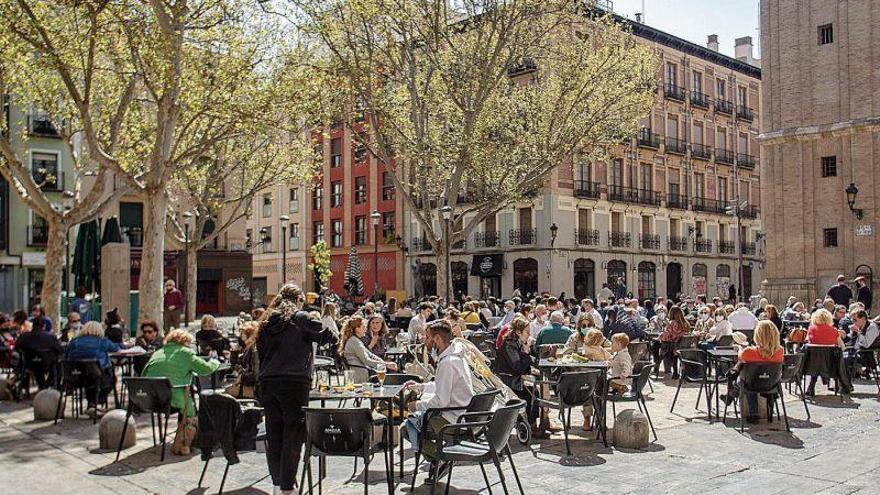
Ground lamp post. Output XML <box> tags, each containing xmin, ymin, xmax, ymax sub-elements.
<box><xmin>846</xmin><ymin>183</ymin><xmax>864</xmax><ymax>220</ymax></box>
<box><xmin>371</xmin><ymin>210</ymin><xmax>381</xmax><ymax>299</ymax></box>
<box><xmin>280</xmin><ymin>215</ymin><xmax>289</xmax><ymax>287</ymax></box>
<box><xmin>62</xmin><ymin>190</ymin><xmax>75</xmax><ymax>313</ymax></box>
<box><xmin>440</xmin><ymin>205</ymin><xmax>453</xmax><ymax>303</ymax></box>
<box><xmin>182</xmin><ymin>211</ymin><xmax>193</xmax><ymax>329</ymax></box>
<box><xmin>549</xmin><ymin>222</ymin><xmax>559</xmax><ymax>248</ymax></box>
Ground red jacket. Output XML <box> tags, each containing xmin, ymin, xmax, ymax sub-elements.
<box><xmin>164</xmin><ymin>288</ymin><xmax>184</xmax><ymax>310</ymax></box>
<box><xmin>807</xmin><ymin>324</ymin><xmax>840</xmax><ymax>346</ymax></box>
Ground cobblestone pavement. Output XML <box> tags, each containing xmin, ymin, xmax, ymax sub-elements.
<box><xmin>3</xmin><ymin>372</ymin><xmax>880</xmax><ymax>494</ymax></box>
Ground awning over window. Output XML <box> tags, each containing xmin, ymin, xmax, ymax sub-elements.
<box><xmin>470</xmin><ymin>253</ymin><xmax>503</xmax><ymax>277</ymax></box>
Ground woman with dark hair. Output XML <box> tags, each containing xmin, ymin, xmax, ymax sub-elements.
<box><xmin>363</xmin><ymin>314</ymin><xmax>389</xmax><ymax>358</ymax></box>
<box><xmin>256</xmin><ymin>284</ymin><xmax>336</xmax><ymax>494</ymax></box>
<box><xmin>104</xmin><ymin>308</ymin><xmax>127</xmax><ymax>344</ymax></box>
<box><xmin>659</xmin><ymin>306</ymin><xmax>689</xmax><ymax>378</ymax></box>
<box><xmin>492</xmin><ymin>317</ymin><xmax>542</xmax><ymax>436</ymax></box>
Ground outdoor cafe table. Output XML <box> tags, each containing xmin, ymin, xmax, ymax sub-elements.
<box><xmin>537</xmin><ymin>358</ymin><xmax>610</xmax><ymax>445</ymax></box>
<box><xmin>383</xmin><ymin>347</ymin><xmax>408</xmax><ymax>370</ymax></box>
<box><xmin>704</xmin><ymin>348</ymin><xmax>739</xmax><ymax>421</ymax></box>
<box><xmin>309</xmin><ymin>383</ymin><xmax>406</xmax><ymax>494</ymax></box>
<box><xmin>110</xmin><ymin>349</ymin><xmax>151</xmax><ymax>408</ymax></box>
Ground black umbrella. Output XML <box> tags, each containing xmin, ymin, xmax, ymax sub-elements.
<box><xmin>101</xmin><ymin>216</ymin><xmax>123</xmax><ymax>245</ymax></box>
<box><xmin>72</xmin><ymin>220</ymin><xmax>101</xmax><ymax>292</ymax></box>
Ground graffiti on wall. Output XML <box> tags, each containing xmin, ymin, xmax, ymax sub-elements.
<box><xmin>226</xmin><ymin>277</ymin><xmax>251</xmax><ymax>301</ymax></box>
<box><xmin>691</xmin><ymin>276</ymin><xmax>706</xmax><ymax>296</ymax></box>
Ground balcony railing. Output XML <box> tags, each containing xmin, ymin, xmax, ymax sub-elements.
<box><xmin>695</xmin><ymin>239</ymin><xmax>713</xmax><ymax>253</ymax></box>
<box><xmin>473</xmin><ymin>230</ymin><xmax>500</xmax><ymax>248</ymax></box>
<box><xmin>715</xmin><ymin>148</ymin><xmax>734</xmax><ymax>165</ymax></box>
<box><xmin>719</xmin><ymin>241</ymin><xmax>736</xmax><ymax>254</ymax></box>
<box><xmin>664</xmin><ymin>82</ymin><xmax>687</xmax><ymax>101</ymax></box>
<box><xmin>665</xmin><ymin>136</ymin><xmax>687</xmax><ymax>155</ymax></box>
<box><xmin>411</xmin><ymin>236</ymin><xmax>432</xmax><ymax>252</ymax></box>
<box><xmin>575</xmin><ymin>229</ymin><xmax>600</xmax><ymax>246</ymax></box>
<box><xmin>669</xmin><ymin>236</ymin><xmax>688</xmax><ymax>252</ymax></box>
<box><xmin>28</xmin><ymin>116</ymin><xmax>61</xmax><ymax>137</ymax></box>
<box><xmin>508</xmin><ymin>228</ymin><xmax>536</xmax><ymax>246</ymax></box>
<box><xmin>28</xmin><ymin>225</ymin><xmax>49</xmax><ymax>247</ymax></box>
<box><xmin>737</xmin><ymin>105</ymin><xmax>755</xmax><ymax>122</ymax></box>
<box><xmin>690</xmin><ymin>90</ymin><xmax>710</xmax><ymax>108</ymax></box>
<box><xmin>742</xmin><ymin>205</ymin><xmax>759</xmax><ymax>219</ymax></box>
<box><xmin>573</xmin><ymin>180</ymin><xmax>601</xmax><ymax>199</ymax></box>
<box><xmin>692</xmin><ymin>196</ymin><xmax>727</xmax><ymax>214</ymax></box>
<box><xmin>609</xmin><ymin>231</ymin><xmax>632</xmax><ymax>248</ymax></box>
<box><xmin>667</xmin><ymin>192</ymin><xmax>688</xmax><ymax>210</ymax></box>
<box><xmin>608</xmin><ymin>185</ymin><xmax>661</xmax><ymax>206</ymax></box>
<box><xmin>737</xmin><ymin>153</ymin><xmax>757</xmax><ymax>170</ymax></box>
<box><xmin>691</xmin><ymin>143</ymin><xmax>711</xmax><ymax>160</ymax></box>
<box><xmin>640</xmin><ymin>233</ymin><xmax>661</xmax><ymax>250</ymax></box>
<box><xmin>715</xmin><ymin>99</ymin><xmax>733</xmax><ymax>114</ymax></box>
<box><xmin>741</xmin><ymin>241</ymin><xmax>757</xmax><ymax>255</ymax></box>
<box><xmin>637</xmin><ymin>129</ymin><xmax>660</xmax><ymax>149</ymax></box>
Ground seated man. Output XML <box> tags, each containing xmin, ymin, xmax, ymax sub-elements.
<box><xmin>403</xmin><ymin>320</ymin><xmax>475</xmax><ymax>480</ymax></box>
<box><xmin>845</xmin><ymin>309</ymin><xmax>879</xmax><ymax>378</ymax></box>
<box><xmin>15</xmin><ymin>316</ymin><xmax>63</xmax><ymax>389</ymax></box>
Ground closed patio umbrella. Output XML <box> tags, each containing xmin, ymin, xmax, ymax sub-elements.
<box><xmin>72</xmin><ymin>220</ymin><xmax>101</xmax><ymax>292</ymax></box>
<box><xmin>101</xmin><ymin>216</ymin><xmax>124</xmax><ymax>245</ymax></box>
<box><xmin>343</xmin><ymin>246</ymin><xmax>364</xmax><ymax>298</ymax></box>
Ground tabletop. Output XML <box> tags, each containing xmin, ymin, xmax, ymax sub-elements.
<box><xmin>310</xmin><ymin>384</ymin><xmax>405</xmax><ymax>401</ymax></box>
<box><xmin>384</xmin><ymin>347</ymin><xmax>408</xmax><ymax>355</ymax></box>
<box><xmin>538</xmin><ymin>358</ymin><xmax>609</xmax><ymax>368</ymax></box>
<box><xmin>705</xmin><ymin>348</ymin><xmax>740</xmax><ymax>358</ymax></box>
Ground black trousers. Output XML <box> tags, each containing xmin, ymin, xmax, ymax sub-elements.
<box><xmin>85</xmin><ymin>367</ymin><xmax>115</xmax><ymax>407</ymax></box>
<box><xmin>260</xmin><ymin>379</ymin><xmax>310</xmax><ymax>491</ymax></box>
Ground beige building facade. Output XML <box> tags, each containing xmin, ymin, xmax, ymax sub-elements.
<box><xmin>759</xmin><ymin>0</ymin><xmax>879</xmax><ymax>308</ymax></box>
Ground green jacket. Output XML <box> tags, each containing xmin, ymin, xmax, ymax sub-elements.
<box><xmin>142</xmin><ymin>342</ymin><xmax>219</xmax><ymax>416</ymax></box>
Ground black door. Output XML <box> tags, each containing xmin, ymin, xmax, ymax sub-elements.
<box><xmin>667</xmin><ymin>262</ymin><xmax>682</xmax><ymax>300</ymax></box>
<box><xmin>573</xmin><ymin>259</ymin><xmax>595</xmax><ymax>301</ymax></box>
<box><xmin>741</xmin><ymin>265</ymin><xmax>752</xmax><ymax>299</ymax></box>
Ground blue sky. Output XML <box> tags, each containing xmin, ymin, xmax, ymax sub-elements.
<box><xmin>611</xmin><ymin>0</ymin><xmax>761</xmax><ymax>59</ymax></box>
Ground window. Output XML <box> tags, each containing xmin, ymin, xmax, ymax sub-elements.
<box><xmin>717</xmin><ymin>264</ymin><xmax>731</xmax><ymax>278</ymax></box>
<box><xmin>288</xmin><ymin>188</ymin><xmax>299</xmax><ymax>212</ymax></box>
<box><xmin>261</xmin><ymin>226</ymin><xmax>273</xmax><ymax>252</ymax></box>
<box><xmin>32</xmin><ymin>151</ymin><xmax>60</xmax><ymax>190</ymax></box>
<box><xmin>692</xmin><ymin>70</ymin><xmax>702</xmax><ymax>93</ymax></box>
<box><xmin>665</xmin><ymin>62</ymin><xmax>677</xmax><ymax>86</ymax></box>
<box><xmin>331</xmin><ymin>219</ymin><xmax>343</xmax><ymax>247</ymax></box>
<box><xmin>119</xmin><ymin>201</ymin><xmax>144</xmax><ymax>247</ymax></box>
<box><xmin>639</xmin><ymin>163</ymin><xmax>652</xmax><ymax>192</ymax></box>
<box><xmin>716</xmin><ymin>128</ymin><xmax>727</xmax><ymax>150</ymax></box>
<box><xmin>692</xmin><ymin>122</ymin><xmax>704</xmax><ymax>144</ymax></box>
<box><xmin>821</xmin><ymin>156</ymin><xmax>837</xmax><ymax>177</ymax></box>
<box><xmin>381</xmin><ymin>172</ymin><xmax>395</xmax><ymax>201</ymax></box>
<box><xmin>330</xmin><ymin>137</ymin><xmax>343</xmax><ymax>167</ymax></box>
<box><xmin>29</xmin><ymin>214</ymin><xmax>49</xmax><ymax>246</ymax></box>
<box><xmin>262</xmin><ymin>193</ymin><xmax>272</xmax><ymax>217</ymax></box>
<box><xmin>818</xmin><ymin>24</ymin><xmax>833</xmax><ymax>45</ymax></box>
<box><xmin>737</xmin><ymin>86</ymin><xmax>748</xmax><ymax>107</ymax></box>
<box><xmin>289</xmin><ymin>223</ymin><xmax>300</xmax><ymax>250</ymax></box>
<box><xmin>823</xmin><ymin>228</ymin><xmax>838</xmax><ymax>248</ymax></box>
<box><xmin>718</xmin><ymin>177</ymin><xmax>728</xmax><ymax>202</ymax></box>
<box><xmin>312</xmin><ymin>186</ymin><xmax>323</xmax><ymax>210</ymax></box>
<box><xmin>330</xmin><ymin>181</ymin><xmax>343</xmax><ymax>207</ymax></box>
<box><xmin>575</xmin><ymin>155</ymin><xmax>592</xmax><ymax>181</ymax></box>
<box><xmin>313</xmin><ymin>222</ymin><xmax>324</xmax><ymax>244</ymax></box>
<box><xmin>382</xmin><ymin>212</ymin><xmax>395</xmax><ymax>241</ymax></box>
<box><xmin>354</xmin><ymin>216</ymin><xmax>367</xmax><ymax>245</ymax></box>
<box><xmin>716</xmin><ymin>79</ymin><xmax>726</xmax><ymax>99</ymax></box>
<box><xmin>354</xmin><ymin>176</ymin><xmax>367</xmax><ymax>204</ymax></box>
<box><xmin>611</xmin><ymin>158</ymin><xmax>624</xmax><ymax>187</ymax></box>
<box><xmin>694</xmin><ymin>172</ymin><xmax>705</xmax><ymax>198</ymax></box>
<box><xmin>637</xmin><ymin>262</ymin><xmax>656</xmax><ymax>299</ymax></box>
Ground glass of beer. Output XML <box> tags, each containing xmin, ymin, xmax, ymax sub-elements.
<box><xmin>376</xmin><ymin>363</ymin><xmax>386</xmax><ymax>388</ymax></box>
<box><xmin>317</xmin><ymin>370</ymin><xmax>329</xmax><ymax>392</ymax></box>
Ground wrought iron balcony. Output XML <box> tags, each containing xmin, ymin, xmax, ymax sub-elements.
<box><xmin>691</xmin><ymin>143</ymin><xmax>711</xmax><ymax>160</ymax></box>
<box><xmin>27</xmin><ymin>116</ymin><xmax>61</xmax><ymax>137</ymax></box>
<box><xmin>608</xmin><ymin>185</ymin><xmax>661</xmax><ymax>206</ymax></box>
<box><xmin>719</xmin><ymin>241</ymin><xmax>736</xmax><ymax>254</ymax></box>
<box><xmin>473</xmin><ymin>230</ymin><xmax>500</xmax><ymax>248</ymax></box>
<box><xmin>574</xmin><ymin>180</ymin><xmax>601</xmax><ymax>199</ymax></box>
<box><xmin>715</xmin><ymin>148</ymin><xmax>734</xmax><ymax>165</ymax></box>
<box><xmin>669</xmin><ymin>236</ymin><xmax>688</xmax><ymax>252</ymax></box>
<box><xmin>692</xmin><ymin>196</ymin><xmax>727</xmax><ymax>214</ymax></box>
<box><xmin>741</xmin><ymin>205</ymin><xmax>759</xmax><ymax>219</ymax></box>
<box><xmin>737</xmin><ymin>105</ymin><xmax>755</xmax><ymax>122</ymax></box>
<box><xmin>715</xmin><ymin>98</ymin><xmax>733</xmax><ymax>114</ymax></box>
<box><xmin>695</xmin><ymin>239</ymin><xmax>713</xmax><ymax>253</ymax></box>
<box><xmin>741</xmin><ymin>241</ymin><xmax>757</xmax><ymax>255</ymax></box>
<box><xmin>609</xmin><ymin>231</ymin><xmax>632</xmax><ymax>248</ymax></box>
<box><xmin>690</xmin><ymin>90</ymin><xmax>710</xmax><ymax>108</ymax></box>
<box><xmin>664</xmin><ymin>82</ymin><xmax>687</xmax><ymax>101</ymax></box>
<box><xmin>575</xmin><ymin>229</ymin><xmax>600</xmax><ymax>246</ymax></box>
<box><xmin>665</xmin><ymin>136</ymin><xmax>687</xmax><ymax>155</ymax></box>
<box><xmin>508</xmin><ymin>228</ymin><xmax>536</xmax><ymax>246</ymax></box>
<box><xmin>637</xmin><ymin>129</ymin><xmax>661</xmax><ymax>149</ymax></box>
<box><xmin>640</xmin><ymin>233</ymin><xmax>661</xmax><ymax>250</ymax></box>
<box><xmin>667</xmin><ymin>193</ymin><xmax>689</xmax><ymax>210</ymax></box>
<box><xmin>737</xmin><ymin>153</ymin><xmax>757</xmax><ymax>170</ymax></box>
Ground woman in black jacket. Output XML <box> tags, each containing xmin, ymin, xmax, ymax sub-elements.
<box><xmin>256</xmin><ymin>284</ymin><xmax>335</xmax><ymax>494</ymax></box>
<box><xmin>492</xmin><ymin>317</ymin><xmax>541</xmax><ymax>435</ymax></box>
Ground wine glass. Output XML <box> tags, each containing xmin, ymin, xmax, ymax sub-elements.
<box><xmin>376</xmin><ymin>363</ymin><xmax>387</xmax><ymax>388</ymax></box>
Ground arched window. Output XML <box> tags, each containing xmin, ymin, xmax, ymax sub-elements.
<box><xmin>716</xmin><ymin>264</ymin><xmax>731</xmax><ymax>278</ymax></box>
<box><xmin>573</xmin><ymin>259</ymin><xmax>595</xmax><ymax>301</ymax></box>
<box><xmin>692</xmin><ymin>263</ymin><xmax>708</xmax><ymax>278</ymax></box>
<box><xmin>607</xmin><ymin>260</ymin><xmax>627</xmax><ymax>295</ymax></box>
<box><xmin>513</xmin><ymin>258</ymin><xmax>539</xmax><ymax>297</ymax></box>
<box><xmin>451</xmin><ymin>261</ymin><xmax>469</xmax><ymax>299</ymax></box>
<box><xmin>637</xmin><ymin>261</ymin><xmax>656</xmax><ymax>299</ymax></box>
<box><xmin>419</xmin><ymin>263</ymin><xmax>437</xmax><ymax>296</ymax></box>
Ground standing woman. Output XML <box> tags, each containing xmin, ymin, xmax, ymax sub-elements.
<box><xmin>257</xmin><ymin>284</ymin><xmax>335</xmax><ymax>495</ymax></box>
<box><xmin>659</xmin><ymin>306</ymin><xmax>689</xmax><ymax>378</ymax></box>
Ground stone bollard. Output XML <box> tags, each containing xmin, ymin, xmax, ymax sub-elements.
<box><xmin>33</xmin><ymin>389</ymin><xmax>62</xmax><ymax>421</ymax></box>
<box><xmin>738</xmin><ymin>392</ymin><xmax>771</xmax><ymax>421</ymax></box>
<box><xmin>612</xmin><ymin>409</ymin><xmax>650</xmax><ymax>449</ymax></box>
<box><xmin>99</xmin><ymin>409</ymin><xmax>137</xmax><ymax>451</ymax></box>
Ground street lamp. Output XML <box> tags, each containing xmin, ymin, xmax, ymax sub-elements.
<box><xmin>846</xmin><ymin>183</ymin><xmax>864</xmax><ymax>220</ymax></box>
<box><xmin>440</xmin><ymin>205</ymin><xmax>453</xmax><ymax>303</ymax></box>
<box><xmin>549</xmin><ymin>222</ymin><xmax>559</xmax><ymax>248</ymax></box>
<box><xmin>280</xmin><ymin>214</ymin><xmax>289</xmax><ymax>287</ymax></box>
<box><xmin>371</xmin><ymin>210</ymin><xmax>381</xmax><ymax>299</ymax></box>
<box><xmin>62</xmin><ymin>190</ymin><xmax>75</xmax><ymax>312</ymax></box>
<box><xmin>182</xmin><ymin>211</ymin><xmax>193</xmax><ymax>329</ymax></box>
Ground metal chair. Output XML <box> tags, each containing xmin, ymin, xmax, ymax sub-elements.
<box><xmin>196</xmin><ymin>392</ymin><xmax>264</xmax><ymax>494</ymax></box>
<box><xmin>725</xmin><ymin>363</ymin><xmax>788</xmax><ymax>432</ymax></box>
<box><xmin>54</xmin><ymin>359</ymin><xmax>103</xmax><ymax>425</ymax></box>
<box><xmin>115</xmin><ymin>377</ymin><xmax>178</xmax><ymax>462</ymax></box>
<box><xmin>535</xmin><ymin>370</ymin><xmax>605</xmax><ymax>455</ymax></box>
<box><xmin>670</xmin><ymin>349</ymin><xmax>720</xmax><ymax>422</ymax></box>
<box><xmin>607</xmin><ymin>364</ymin><xmax>657</xmax><ymax>441</ymax></box>
<box><xmin>779</xmin><ymin>353</ymin><xmax>809</xmax><ymax>421</ymax></box>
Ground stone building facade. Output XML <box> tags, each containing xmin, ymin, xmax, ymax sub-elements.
<box><xmin>759</xmin><ymin>0</ymin><xmax>879</xmax><ymax>308</ymax></box>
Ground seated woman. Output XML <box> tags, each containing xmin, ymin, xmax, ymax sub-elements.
<box><xmin>805</xmin><ymin>308</ymin><xmax>846</xmax><ymax>396</ymax></box>
<box><xmin>562</xmin><ymin>312</ymin><xmax>605</xmax><ymax>356</ymax></box>
<box><xmin>195</xmin><ymin>314</ymin><xmax>229</xmax><ymax>358</ymax></box>
<box><xmin>699</xmin><ymin>308</ymin><xmax>733</xmax><ymax>349</ymax></box>
<box><xmin>225</xmin><ymin>321</ymin><xmax>260</xmax><ymax>399</ymax></box>
<box><xmin>608</xmin><ymin>333</ymin><xmax>633</xmax><ymax>393</ymax></box>
<box><xmin>340</xmin><ymin>316</ymin><xmax>397</xmax><ymax>383</ymax></box>
<box><xmin>64</xmin><ymin>321</ymin><xmax>121</xmax><ymax>418</ymax></box>
<box><xmin>659</xmin><ymin>306</ymin><xmax>689</xmax><ymax>378</ymax></box>
<box><xmin>363</xmin><ymin>314</ymin><xmax>389</xmax><ymax>359</ymax></box>
<box><xmin>104</xmin><ymin>308</ymin><xmax>128</xmax><ymax>345</ymax></box>
<box><xmin>460</xmin><ymin>301</ymin><xmax>482</xmax><ymax>325</ymax></box>
<box><xmin>492</xmin><ymin>317</ymin><xmax>542</xmax><ymax>436</ymax></box>
<box><xmin>142</xmin><ymin>329</ymin><xmax>219</xmax><ymax>455</ymax></box>
<box><xmin>722</xmin><ymin>320</ymin><xmax>784</xmax><ymax>422</ymax></box>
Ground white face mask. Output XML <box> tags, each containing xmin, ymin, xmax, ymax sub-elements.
<box><xmin>715</xmin><ymin>316</ymin><xmax>724</xmax><ymax>322</ymax></box>
<box><xmin>657</xmin><ymin>312</ymin><xmax>666</xmax><ymax>319</ymax></box>
<box><xmin>700</xmin><ymin>314</ymin><xmax>709</xmax><ymax>321</ymax></box>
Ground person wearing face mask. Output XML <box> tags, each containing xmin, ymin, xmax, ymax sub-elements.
<box><xmin>562</xmin><ymin>313</ymin><xmax>603</xmax><ymax>356</ymax></box>
<box><xmin>402</xmin><ymin>320</ymin><xmax>476</xmax><ymax>479</ymax></box>
<box><xmin>492</xmin><ymin>318</ymin><xmax>541</xmax><ymax>436</ymax></box>
<box><xmin>700</xmin><ymin>309</ymin><xmax>733</xmax><ymax>348</ymax></box>
<box><xmin>694</xmin><ymin>307</ymin><xmax>713</xmax><ymax>339</ymax></box>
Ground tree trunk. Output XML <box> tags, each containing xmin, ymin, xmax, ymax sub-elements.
<box><xmin>435</xmin><ymin>241</ymin><xmax>450</xmax><ymax>304</ymax></box>
<box><xmin>139</xmin><ymin>194</ymin><xmax>168</xmax><ymax>328</ymax></box>
<box><xmin>185</xmin><ymin>244</ymin><xmax>197</xmax><ymax>323</ymax></box>
<box><xmin>40</xmin><ymin>219</ymin><xmax>67</xmax><ymax>331</ymax></box>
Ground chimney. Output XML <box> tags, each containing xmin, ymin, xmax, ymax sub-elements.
<box><xmin>735</xmin><ymin>36</ymin><xmax>754</xmax><ymax>62</ymax></box>
<box><xmin>707</xmin><ymin>34</ymin><xmax>719</xmax><ymax>52</ymax></box>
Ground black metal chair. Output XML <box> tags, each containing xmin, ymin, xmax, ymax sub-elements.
<box><xmin>299</xmin><ymin>407</ymin><xmax>387</xmax><ymax>495</ymax></box>
<box><xmin>54</xmin><ymin>359</ymin><xmax>103</xmax><ymax>425</ymax></box>
<box><xmin>716</xmin><ymin>335</ymin><xmax>735</xmax><ymax>347</ymax></box>
<box><xmin>17</xmin><ymin>349</ymin><xmax>60</xmax><ymax>398</ymax></box>
<box><xmin>607</xmin><ymin>364</ymin><xmax>657</xmax><ymax>441</ymax></box>
<box><xmin>409</xmin><ymin>389</ymin><xmax>500</xmax><ymax>491</ymax></box>
<box><xmin>196</xmin><ymin>392</ymin><xmax>264</xmax><ymax>495</ymax></box>
<box><xmin>779</xmin><ymin>353</ymin><xmax>809</xmax><ymax>421</ymax></box>
<box><xmin>535</xmin><ymin>370</ymin><xmax>605</xmax><ymax>455</ymax></box>
<box><xmin>670</xmin><ymin>349</ymin><xmax>720</xmax><ymax>421</ymax></box>
<box><xmin>430</xmin><ymin>399</ymin><xmax>526</xmax><ymax>495</ymax></box>
<box><xmin>628</xmin><ymin>341</ymin><xmax>653</xmax><ymax>392</ymax></box>
<box><xmin>115</xmin><ymin>377</ymin><xmax>178</xmax><ymax>462</ymax></box>
<box><xmin>725</xmin><ymin>363</ymin><xmax>788</xmax><ymax>432</ymax></box>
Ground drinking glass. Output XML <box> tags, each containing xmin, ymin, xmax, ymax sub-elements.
<box><xmin>316</xmin><ymin>370</ymin><xmax>329</xmax><ymax>391</ymax></box>
<box><xmin>376</xmin><ymin>363</ymin><xmax>387</xmax><ymax>388</ymax></box>
<box><xmin>344</xmin><ymin>370</ymin><xmax>356</xmax><ymax>386</ymax></box>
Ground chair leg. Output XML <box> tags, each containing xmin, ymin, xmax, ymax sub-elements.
<box><xmin>695</xmin><ymin>380</ymin><xmax>703</xmax><ymax>409</ymax></box>
<box><xmin>114</xmin><ymin>408</ymin><xmax>132</xmax><ymax>462</ymax></box>
<box><xmin>54</xmin><ymin>390</ymin><xmax>66</xmax><ymax>425</ymax></box>
<box><xmin>492</xmin><ymin>454</ymin><xmax>510</xmax><ymax>495</ymax></box>
<box><xmin>150</xmin><ymin>413</ymin><xmax>157</xmax><ymax>446</ymax></box>
<box><xmin>640</xmin><ymin>397</ymin><xmax>658</xmax><ymax>442</ymax></box>
<box><xmin>443</xmin><ymin>461</ymin><xmax>454</xmax><ymax>495</ymax></box>
<box><xmin>778</xmin><ymin>386</ymin><xmax>791</xmax><ymax>432</ymax></box>
<box><xmin>307</xmin><ymin>451</ymin><xmax>314</xmax><ymax>495</ymax></box>
<box><xmin>478</xmin><ymin>462</ymin><xmax>493</xmax><ymax>495</ymax></box>
<box><xmin>160</xmin><ymin>412</ymin><xmax>170</xmax><ymax>462</ymax></box>
<box><xmin>505</xmin><ymin>446</ymin><xmax>525</xmax><ymax>495</ymax></box>
<box><xmin>363</xmin><ymin>452</ymin><xmax>369</xmax><ymax>495</ymax></box>
<box><xmin>409</xmin><ymin>447</ymin><xmax>422</xmax><ymax>492</ymax></box>
<box><xmin>429</xmin><ymin>462</ymin><xmax>439</xmax><ymax>495</ymax></box>
<box><xmin>739</xmin><ymin>388</ymin><xmax>745</xmax><ymax>433</ymax></box>
<box><xmin>218</xmin><ymin>462</ymin><xmax>230</xmax><ymax>495</ymax></box>
<box><xmin>670</xmin><ymin>375</ymin><xmax>684</xmax><ymax>412</ymax></box>
<box><xmin>562</xmin><ymin>408</ymin><xmax>571</xmax><ymax>456</ymax></box>
<box><xmin>198</xmin><ymin>457</ymin><xmax>210</xmax><ymax>487</ymax></box>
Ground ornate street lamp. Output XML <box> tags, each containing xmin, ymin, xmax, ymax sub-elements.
<box><xmin>846</xmin><ymin>183</ymin><xmax>864</xmax><ymax>220</ymax></box>
<box><xmin>371</xmin><ymin>210</ymin><xmax>382</xmax><ymax>298</ymax></box>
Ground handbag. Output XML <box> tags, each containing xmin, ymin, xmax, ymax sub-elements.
<box><xmin>171</xmin><ymin>388</ymin><xmax>197</xmax><ymax>455</ymax></box>
<box><xmin>788</xmin><ymin>327</ymin><xmax>807</xmax><ymax>344</ymax></box>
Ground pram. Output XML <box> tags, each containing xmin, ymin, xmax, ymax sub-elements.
<box><xmin>404</xmin><ymin>337</ymin><xmax>532</xmax><ymax>444</ymax></box>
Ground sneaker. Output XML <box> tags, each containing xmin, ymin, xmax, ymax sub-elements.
<box><xmin>85</xmin><ymin>407</ymin><xmax>97</xmax><ymax>419</ymax></box>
